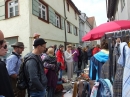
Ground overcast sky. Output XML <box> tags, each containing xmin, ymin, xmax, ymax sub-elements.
<box><xmin>72</xmin><ymin>0</ymin><xmax>107</xmax><ymax>26</ymax></box>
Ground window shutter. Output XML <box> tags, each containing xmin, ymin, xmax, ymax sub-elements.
<box><xmin>70</xmin><ymin>24</ymin><xmax>72</xmax><ymax>33</ymax></box>
<box><xmin>61</xmin><ymin>17</ymin><xmax>64</xmax><ymax>30</ymax></box>
<box><xmin>0</xmin><ymin>0</ymin><xmax>5</xmax><ymax>20</ymax></box>
<box><xmin>73</xmin><ymin>25</ymin><xmax>75</xmax><ymax>35</ymax></box>
<box><xmin>32</xmin><ymin>0</ymin><xmax>39</xmax><ymax>17</ymax></box>
<box><xmin>49</xmin><ymin>7</ymin><xmax>56</xmax><ymax>25</ymax></box>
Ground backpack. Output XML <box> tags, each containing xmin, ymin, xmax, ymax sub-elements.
<box><xmin>77</xmin><ymin>81</ymin><xmax>91</xmax><ymax>97</ymax></box>
<box><xmin>16</xmin><ymin>56</ymin><xmax>39</xmax><ymax>90</ymax></box>
<box><xmin>97</xmin><ymin>79</ymin><xmax>112</xmax><ymax>97</ymax></box>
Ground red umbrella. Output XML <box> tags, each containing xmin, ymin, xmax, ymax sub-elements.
<box><xmin>82</xmin><ymin>20</ymin><xmax>130</xmax><ymax>41</ymax></box>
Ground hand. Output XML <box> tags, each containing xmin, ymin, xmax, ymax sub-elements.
<box><xmin>11</xmin><ymin>74</ymin><xmax>17</xmax><ymax>79</ymax></box>
<box><xmin>61</xmin><ymin>63</ymin><xmax>64</xmax><ymax>67</ymax></box>
<box><xmin>72</xmin><ymin>53</ymin><xmax>74</xmax><ymax>56</ymax></box>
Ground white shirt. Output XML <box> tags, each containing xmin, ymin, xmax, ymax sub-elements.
<box><xmin>64</xmin><ymin>50</ymin><xmax>73</xmax><ymax>62</ymax></box>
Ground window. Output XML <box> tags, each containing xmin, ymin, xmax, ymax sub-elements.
<box><xmin>121</xmin><ymin>0</ymin><xmax>125</xmax><ymax>11</ymax></box>
<box><xmin>67</xmin><ymin>22</ymin><xmax>70</xmax><ymax>33</ymax></box>
<box><xmin>75</xmin><ymin>11</ymin><xmax>77</xmax><ymax>19</ymax></box>
<box><xmin>39</xmin><ymin>2</ymin><xmax>47</xmax><ymax>21</ymax></box>
<box><xmin>8</xmin><ymin>0</ymin><xmax>19</xmax><ymax>18</ymax></box>
<box><xmin>67</xmin><ymin>3</ymin><xmax>69</xmax><ymax>11</ymax></box>
<box><xmin>74</xmin><ymin>26</ymin><xmax>78</xmax><ymax>36</ymax></box>
<box><xmin>32</xmin><ymin>0</ymin><xmax>48</xmax><ymax>23</ymax></box>
<box><xmin>55</xmin><ymin>14</ymin><xmax>61</xmax><ymax>28</ymax></box>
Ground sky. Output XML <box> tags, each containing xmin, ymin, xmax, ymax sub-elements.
<box><xmin>72</xmin><ymin>0</ymin><xmax>107</xmax><ymax>26</ymax></box>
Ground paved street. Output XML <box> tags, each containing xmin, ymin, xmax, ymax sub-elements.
<box><xmin>54</xmin><ymin>72</ymin><xmax>77</xmax><ymax>97</ymax></box>
<box><xmin>25</xmin><ymin>71</ymin><xmax>77</xmax><ymax>97</ymax></box>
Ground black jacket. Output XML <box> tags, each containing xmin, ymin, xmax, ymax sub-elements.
<box><xmin>0</xmin><ymin>60</ymin><xmax>14</xmax><ymax>97</ymax></box>
<box><xmin>83</xmin><ymin>51</ymin><xmax>88</xmax><ymax>61</ymax></box>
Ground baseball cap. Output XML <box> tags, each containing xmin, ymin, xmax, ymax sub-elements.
<box><xmin>33</xmin><ymin>38</ymin><xmax>47</xmax><ymax>46</ymax></box>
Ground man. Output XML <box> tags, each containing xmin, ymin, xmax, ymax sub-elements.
<box><xmin>24</xmin><ymin>38</ymin><xmax>47</xmax><ymax>97</ymax></box>
<box><xmin>6</xmin><ymin>42</ymin><xmax>25</xmax><ymax>97</ymax></box>
<box><xmin>77</xmin><ymin>45</ymin><xmax>83</xmax><ymax>70</ymax></box>
<box><xmin>0</xmin><ymin>30</ymin><xmax>14</xmax><ymax>97</ymax></box>
<box><xmin>86</xmin><ymin>46</ymin><xmax>92</xmax><ymax>66</ymax></box>
<box><xmin>33</xmin><ymin>33</ymin><xmax>40</xmax><ymax>49</ymax></box>
<box><xmin>33</xmin><ymin>33</ymin><xmax>40</xmax><ymax>40</ymax></box>
<box><xmin>54</xmin><ymin>44</ymin><xmax>58</xmax><ymax>56</ymax></box>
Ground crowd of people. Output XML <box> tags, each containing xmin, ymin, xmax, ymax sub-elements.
<box><xmin>0</xmin><ymin>31</ymin><xmax>101</xmax><ymax>97</ymax></box>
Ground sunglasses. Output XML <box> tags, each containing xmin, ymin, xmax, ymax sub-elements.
<box><xmin>1</xmin><ymin>44</ymin><xmax>7</xmax><ymax>49</ymax></box>
<box><xmin>0</xmin><ymin>40</ymin><xmax>4</xmax><ymax>45</ymax></box>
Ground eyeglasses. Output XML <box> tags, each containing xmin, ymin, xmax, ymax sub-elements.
<box><xmin>1</xmin><ymin>44</ymin><xmax>7</xmax><ymax>49</ymax></box>
<box><xmin>40</xmin><ymin>45</ymin><xmax>46</xmax><ymax>49</ymax></box>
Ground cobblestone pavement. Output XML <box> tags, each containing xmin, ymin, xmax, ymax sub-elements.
<box><xmin>26</xmin><ymin>64</ymin><xmax>86</xmax><ymax>97</ymax></box>
<box><xmin>25</xmin><ymin>72</ymin><xmax>77</xmax><ymax>97</ymax></box>
<box><xmin>54</xmin><ymin>72</ymin><xmax>77</xmax><ymax>97</ymax></box>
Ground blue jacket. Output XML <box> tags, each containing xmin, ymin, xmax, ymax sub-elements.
<box><xmin>97</xmin><ymin>79</ymin><xmax>112</xmax><ymax>97</ymax></box>
<box><xmin>89</xmin><ymin>50</ymin><xmax>109</xmax><ymax>80</ymax></box>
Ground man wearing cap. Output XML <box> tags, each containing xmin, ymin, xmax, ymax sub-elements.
<box><xmin>0</xmin><ymin>30</ymin><xmax>14</xmax><ymax>97</ymax></box>
<box><xmin>6</xmin><ymin>42</ymin><xmax>25</xmax><ymax>97</ymax></box>
<box><xmin>24</xmin><ymin>38</ymin><xmax>47</xmax><ymax>97</ymax></box>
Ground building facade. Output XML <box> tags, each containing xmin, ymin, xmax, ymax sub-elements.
<box><xmin>79</xmin><ymin>13</ymin><xmax>92</xmax><ymax>47</ymax></box>
<box><xmin>0</xmin><ymin>0</ymin><xmax>80</xmax><ymax>56</ymax></box>
<box><xmin>79</xmin><ymin>14</ymin><xmax>100</xmax><ymax>48</ymax></box>
<box><xmin>106</xmin><ymin>0</ymin><xmax>130</xmax><ymax>21</ymax></box>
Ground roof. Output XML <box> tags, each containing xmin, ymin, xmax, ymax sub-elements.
<box><xmin>67</xmin><ymin>0</ymin><xmax>81</xmax><ymax>15</ymax></box>
<box><xmin>87</xmin><ymin>17</ymin><xmax>96</xmax><ymax>27</ymax></box>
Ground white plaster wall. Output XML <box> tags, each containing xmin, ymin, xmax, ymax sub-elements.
<box><xmin>0</xmin><ymin>0</ymin><xmax>30</xmax><ymax>56</ymax></box>
<box><xmin>44</xmin><ymin>0</ymin><xmax>64</xmax><ymax>17</ymax></box>
<box><xmin>31</xmin><ymin>16</ymin><xmax>65</xmax><ymax>41</ymax></box>
<box><xmin>66</xmin><ymin>29</ymin><xmax>79</xmax><ymax>43</ymax></box>
<box><xmin>65</xmin><ymin>2</ymin><xmax>79</xmax><ymax>27</ymax></box>
<box><xmin>30</xmin><ymin>0</ymin><xmax>79</xmax><ymax>45</ymax></box>
<box><xmin>117</xmin><ymin>0</ymin><xmax>129</xmax><ymax>20</ymax></box>
<box><xmin>127</xmin><ymin>0</ymin><xmax>130</xmax><ymax>19</ymax></box>
<box><xmin>45</xmin><ymin>39</ymin><xmax>64</xmax><ymax>48</ymax></box>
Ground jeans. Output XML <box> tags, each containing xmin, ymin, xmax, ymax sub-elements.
<box><xmin>30</xmin><ymin>89</ymin><xmax>46</xmax><ymax>97</ymax></box>
<box><xmin>59</xmin><ymin>69</ymin><xmax>62</xmax><ymax>79</ymax></box>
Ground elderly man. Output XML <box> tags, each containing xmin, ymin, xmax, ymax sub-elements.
<box><xmin>0</xmin><ymin>30</ymin><xmax>14</xmax><ymax>97</ymax></box>
<box><xmin>6</xmin><ymin>42</ymin><xmax>25</xmax><ymax>97</ymax></box>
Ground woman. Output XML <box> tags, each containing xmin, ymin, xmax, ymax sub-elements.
<box><xmin>64</xmin><ymin>44</ymin><xmax>75</xmax><ymax>80</ymax></box>
<box><xmin>72</xmin><ymin>46</ymin><xmax>79</xmax><ymax>72</ymax></box>
<box><xmin>0</xmin><ymin>40</ymin><xmax>14</xmax><ymax>97</ymax></box>
<box><xmin>42</xmin><ymin>48</ymin><xmax>59</xmax><ymax>97</ymax></box>
<box><xmin>56</xmin><ymin>44</ymin><xmax>65</xmax><ymax>79</ymax></box>
<box><xmin>82</xmin><ymin>47</ymin><xmax>88</xmax><ymax>69</ymax></box>
<box><xmin>92</xmin><ymin>44</ymin><xmax>100</xmax><ymax>55</ymax></box>
<box><xmin>89</xmin><ymin>40</ymin><xmax>109</xmax><ymax>80</ymax></box>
